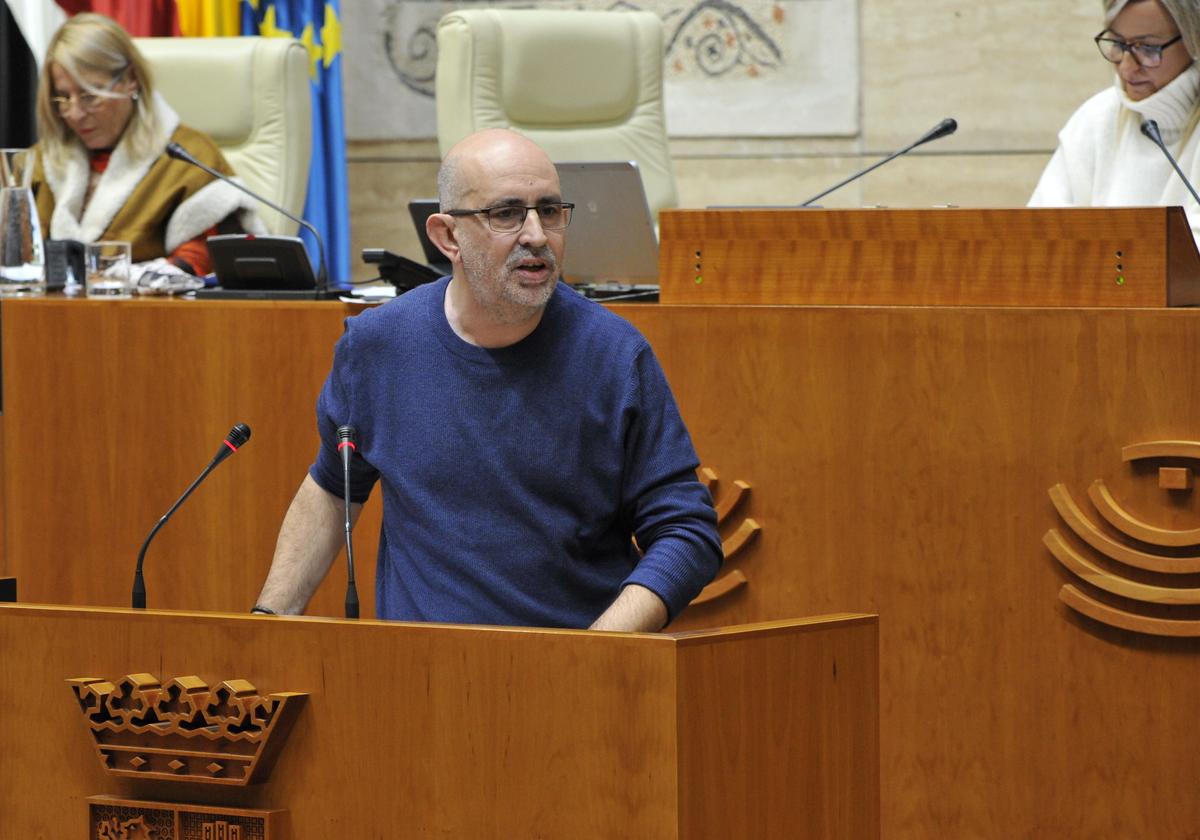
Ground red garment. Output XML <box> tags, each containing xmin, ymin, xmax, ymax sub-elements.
<box><xmin>88</xmin><ymin>148</ymin><xmax>111</xmax><ymax>173</ymax></box>
<box><xmin>170</xmin><ymin>226</ymin><xmax>215</xmax><ymax>275</ymax></box>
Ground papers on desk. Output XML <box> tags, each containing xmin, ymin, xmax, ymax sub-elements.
<box><xmin>340</xmin><ymin>284</ymin><xmax>396</xmax><ymax>304</ymax></box>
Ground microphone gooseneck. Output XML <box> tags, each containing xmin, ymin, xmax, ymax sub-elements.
<box><xmin>132</xmin><ymin>423</ymin><xmax>252</xmax><ymax>609</ymax></box>
<box><xmin>800</xmin><ymin>117</ymin><xmax>959</xmax><ymax>207</ymax></box>
<box><xmin>166</xmin><ymin>142</ymin><xmax>329</xmax><ymax>294</ymax></box>
<box><xmin>337</xmin><ymin>425</ymin><xmax>360</xmax><ymax>620</ymax></box>
<box><xmin>1140</xmin><ymin>119</ymin><xmax>1200</xmax><ymax>208</ymax></box>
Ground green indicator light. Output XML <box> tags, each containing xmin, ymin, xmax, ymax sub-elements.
<box><xmin>695</xmin><ymin>275</ymin><xmax>703</xmax><ymax>284</ymax></box>
<box><xmin>1116</xmin><ymin>275</ymin><xmax>1125</xmax><ymax>286</ymax></box>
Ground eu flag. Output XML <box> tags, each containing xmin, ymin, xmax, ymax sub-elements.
<box><xmin>241</xmin><ymin>0</ymin><xmax>349</xmax><ymax>286</ymax></box>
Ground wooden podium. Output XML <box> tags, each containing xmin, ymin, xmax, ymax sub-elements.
<box><xmin>0</xmin><ymin>604</ymin><xmax>878</xmax><ymax>839</ymax></box>
<box><xmin>658</xmin><ymin>206</ymin><xmax>1200</xmax><ymax>306</ymax></box>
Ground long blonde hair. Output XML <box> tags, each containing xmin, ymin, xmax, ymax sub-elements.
<box><xmin>35</xmin><ymin>13</ymin><xmax>159</xmax><ymax>166</ymax></box>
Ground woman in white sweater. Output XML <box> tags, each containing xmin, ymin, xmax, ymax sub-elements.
<box><xmin>1029</xmin><ymin>0</ymin><xmax>1200</xmax><ymax>238</ymax></box>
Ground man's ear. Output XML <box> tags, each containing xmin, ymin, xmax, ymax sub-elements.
<box><xmin>426</xmin><ymin>213</ymin><xmax>461</xmax><ymax>265</ymax></box>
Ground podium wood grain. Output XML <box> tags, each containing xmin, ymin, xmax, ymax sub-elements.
<box><xmin>658</xmin><ymin>206</ymin><xmax>1200</xmax><ymax>306</ymax></box>
<box><xmin>0</xmin><ymin>297</ymin><xmax>382</xmax><ymax>617</ymax></box>
<box><xmin>0</xmin><ymin>604</ymin><xmax>879</xmax><ymax>839</ymax></box>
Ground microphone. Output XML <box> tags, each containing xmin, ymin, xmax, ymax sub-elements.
<box><xmin>1140</xmin><ymin>119</ymin><xmax>1200</xmax><ymax>208</ymax></box>
<box><xmin>132</xmin><ymin>423</ymin><xmax>251</xmax><ymax>609</ymax></box>
<box><xmin>800</xmin><ymin>118</ymin><xmax>958</xmax><ymax>207</ymax></box>
<box><xmin>337</xmin><ymin>425</ymin><xmax>360</xmax><ymax>620</ymax></box>
<box><xmin>165</xmin><ymin>142</ymin><xmax>330</xmax><ymax>294</ymax></box>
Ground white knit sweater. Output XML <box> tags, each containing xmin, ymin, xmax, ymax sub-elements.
<box><xmin>1029</xmin><ymin>63</ymin><xmax>1200</xmax><ymax>239</ymax></box>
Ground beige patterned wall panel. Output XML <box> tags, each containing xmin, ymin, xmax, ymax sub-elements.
<box><xmin>861</xmin><ymin>152</ymin><xmax>1054</xmax><ymax>208</ymax></box>
<box><xmin>674</xmin><ymin>156</ymin><xmax>866</xmax><ymax>209</ymax></box>
<box><xmin>862</xmin><ymin>0</ymin><xmax>1111</xmax><ymax>151</ymax></box>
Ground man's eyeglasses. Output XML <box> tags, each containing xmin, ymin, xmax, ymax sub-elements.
<box><xmin>1095</xmin><ymin>31</ymin><xmax>1183</xmax><ymax>67</ymax></box>
<box><xmin>50</xmin><ymin>68</ymin><xmax>132</xmax><ymax>115</ymax></box>
<box><xmin>445</xmin><ymin>202</ymin><xmax>574</xmax><ymax>233</ymax></box>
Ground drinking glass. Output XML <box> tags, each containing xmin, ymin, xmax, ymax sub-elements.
<box><xmin>85</xmin><ymin>241</ymin><xmax>133</xmax><ymax>298</ymax></box>
<box><xmin>0</xmin><ymin>148</ymin><xmax>45</xmax><ymax>297</ymax></box>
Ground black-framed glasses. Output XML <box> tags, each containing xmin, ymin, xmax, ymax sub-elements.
<box><xmin>445</xmin><ymin>202</ymin><xmax>574</xmax><ymax>233</ymax></box>
<box><xmin>50</xmin><ymin>66</ymin><xmax>131</xmax><ymax>115</ymax></box>
<box><xmin>1095</xmin><ymin>31</ymin><xmax>1183</xmax><ymax>67</ymax></box>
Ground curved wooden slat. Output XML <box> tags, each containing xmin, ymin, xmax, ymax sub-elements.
<box><xmin>714</xmin><ymin>480</ymin><xmax>751</xmax><ymax>524</ymax></box>
<box><xmin>723</xmin><ymin>518</ymin><xmax>761</xmax><ymax>558</ymax></box>
<box><xmin>1122</xmin><ymin>440</ymin><xmax>1200</xmax><ymax>461</ymax></box>
<box><xmin>1087</xmin><ymin>480</ymin><xmax>1200</xmax><ymax>547</ymax></box>
<box><xmin>689</xmin><ymin>569</ymin><xmax>748</xmax><ymax>605</ymax></box>
<box><xmin>1043</xmin><ymin>530</ymin><xmax>1200</xmax><ymax>605</ymax></box>
<box><xmin>1058</xmin><ymin>584</ymin><xmax>1200</xmax><ymax>637</ymax></box>
<box><xmin>699</xmin><ymin>467</ymin><xmax>718</xmax><ymax>492</ymax></box>
<box><xmin>1047</xmin><ymin>484</ymin><xmax>1200</xmax><ymax>573</ymax></box>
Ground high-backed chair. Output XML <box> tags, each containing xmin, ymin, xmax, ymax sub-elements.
<box><xmin>133</xmin><ymin>36</ymin><xmax>311</xmax><ymax>235</ymax></box>
<box><xmin>435</xmin><ymin>9</ymin><xmax>678</xmax><ymax>222</ymax></box>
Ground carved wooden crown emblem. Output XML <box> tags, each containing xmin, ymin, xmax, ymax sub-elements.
<box><xmin>68</xmin><ymin>674</ymin><xmax>306</xmax><ymax>786</ymax></box>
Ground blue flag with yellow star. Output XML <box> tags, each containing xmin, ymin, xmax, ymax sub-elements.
<box><xmin>241</xmin><ymin>0</ymin><xmax>348</xmax><ymax>285</ymax></box>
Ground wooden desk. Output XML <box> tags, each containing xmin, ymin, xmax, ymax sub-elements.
<box><xmin>4</xmin><ymin>296</ymin><xmax>1200</xmax><ymax>837</ymax></box>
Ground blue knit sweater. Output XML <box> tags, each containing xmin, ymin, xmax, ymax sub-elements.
<box><xmin>309</xmin><ymin>278</ymin><xmax>722</xmax><ymax>628</ymax></box>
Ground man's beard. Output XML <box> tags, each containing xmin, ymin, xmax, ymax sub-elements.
<box><xmin>461</xmin><ymin>244</ymin><xmax>559</xmax><ymax>325</ymax></box>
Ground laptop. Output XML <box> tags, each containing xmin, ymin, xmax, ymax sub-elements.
<box><xmin>193</xmin><ymin>234</ymin><xmax>342</xmax><ymax>300</ymax></box>
<box><xmin>407</xmin><ymin>160</ymin><xmax>659</xmax><ymax>288</ymax></box>
<box><xmin>407</xmin><ymin>201</ymin><xmax>453</xmax><ymax>277</ymax></box>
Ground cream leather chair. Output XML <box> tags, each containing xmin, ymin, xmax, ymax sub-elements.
<box><xmin>133</xmin><ymin>36</ymin><xmax>311</xmax><ymax>235</ymax></box>
<box><xmin>435</xmin><ymin>9</ymin><xmax>678</xmax><ymax>222</ymax></box>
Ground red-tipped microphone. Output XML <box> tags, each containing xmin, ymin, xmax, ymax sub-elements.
<box><xmin>132</xmin><ymin>424</ymin><xmax>251</xmax><ymax>609</ymax></box>
<box><xmin>337</xmin><ymin>425</ymin><xmax>360</xmax><ymax>620</ymax></box>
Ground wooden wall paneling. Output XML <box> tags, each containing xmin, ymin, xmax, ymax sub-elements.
<box><xmin>613</xmin><ymin>303</ymin><xmax>1200</xmax><ymax>838</ymax></box>
<box><xmin>658</xmin><ymin>207</ymin><xmax>1200</xmax><ymax>307</ymax></box>
<box><xmin>0</xmin><ymin>605</ymin><xmax>876</xmax><ymax>839</ymax></box>
<box><xmin>0</xmin><ymin>298</ymin><xmax>382</xmax><ymax>617</ymax></box>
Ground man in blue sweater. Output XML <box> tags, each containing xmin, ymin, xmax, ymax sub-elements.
<box><xmin>253</xmin><ymin>129</ymin><xmax>721</xmax><ymax>631</ymax></box>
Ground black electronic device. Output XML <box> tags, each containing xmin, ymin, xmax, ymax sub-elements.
<box><xmin>361</xmin><ymin>248</ymin><xmax>441</xmax><ymax>292</ymax></box>
<box><xmin>337</xmin><ymin>425</ymin><xmax>360</xmax><ymax>620</ymax></box>
<box><xmin>166</xmin><ymin>142</ymin><xmax>341</xmax><ymax>300</ymax></box>
<box><xmin>199</xmin><ymin>234</ymin><xmax>342</xmax><ymax>300</ymax></box>
<box><xmin>0</xmin><ymin>576</ymin><xmax>15</xmax><ymax>603</ymax></box>
<box><xmin>44</xmin><ymin>239</ymin><xmax>84</xmax><ymax>292</ymax></box>
<box><xmin>406</xmin><ymin>200</ymin><xmax>453</xmax><ymax>276</ymax></box>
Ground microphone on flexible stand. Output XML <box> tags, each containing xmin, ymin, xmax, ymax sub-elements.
<box><xmin>337</xmin><ymin>425</ymin><xmax>360</xmax><ymax>620</ymax></box>
<box><xmin>800</xmin><ymin>117</ymin><xmax>959</xmax><ymax>207</ymax></box>
<box><xmin>1140</xmin><ymin>119</ymin><xmax>1200</xmax><ymax>207</ymax></box>
<box><xmin>164</xmin><ymin>141</ymin><xmax>330</xmax><ymax>295</ymax></box>
<box><xmin>132</xmin><ymin>423</ymin><xmax>251</xmax><ymax>609</ymax></box>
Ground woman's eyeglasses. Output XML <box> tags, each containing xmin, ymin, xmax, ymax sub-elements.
<box><xmin>1095</xmin><ymin>31</ymin><xmax>1183</xmax><ymax>68</ymax></box>
<box><xmin>50</xmin><ymin>68</ymin><xmax>133</xmax><ymax>115</ymax></box>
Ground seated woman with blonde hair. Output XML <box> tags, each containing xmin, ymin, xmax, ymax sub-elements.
<box><xmin>30</xmin><ymin>13</ymin><xmax>264</xmax><ymax>276</ymax></box>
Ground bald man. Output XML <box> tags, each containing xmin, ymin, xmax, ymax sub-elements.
<box><xmin>254</xmin><ymin>129</ymin><xmax>721</xmax><ymax>631</ymax></box>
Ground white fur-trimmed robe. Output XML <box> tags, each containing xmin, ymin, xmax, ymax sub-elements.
<box><xmin>32</xmin><ymin>93</ymin><xmax>265</xmax><ymax>262</ymax></box>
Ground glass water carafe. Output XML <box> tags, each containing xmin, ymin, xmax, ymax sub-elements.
<box><xmin>0</xmin><ymin>148</ymin><xmax>45</xmax><ymax>296</ymax></box>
